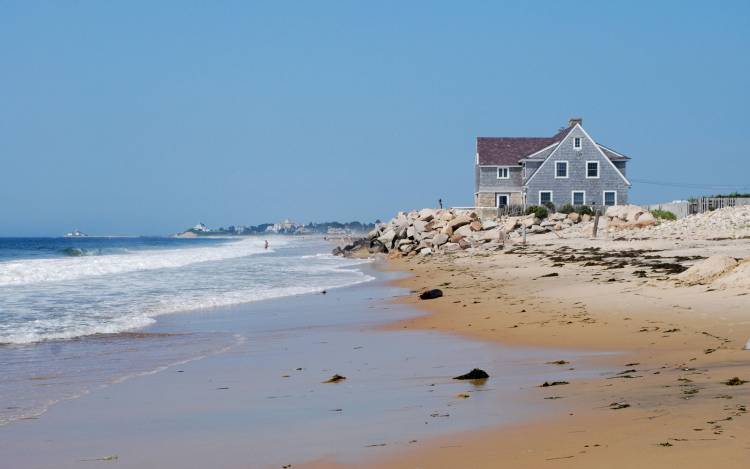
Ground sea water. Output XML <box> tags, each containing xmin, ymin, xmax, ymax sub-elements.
<box><xmin>0</xmin><ymin>236</ymin><xmax>371</xmax><ymax>425</ymax></box>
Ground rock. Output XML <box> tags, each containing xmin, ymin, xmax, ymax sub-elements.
<box><xmin>419</xmin><ymin>247</ymin><xmax>433</xmax><ymax>256</ymax></box>
<box><xmin>458</xmin><ymin>238</ymin><xmax>471</xmax><ymax>250</ymax></box>
<box><xmin>378</xmin><ymin>229</ymin><xmax>397</xmax><ymax>248</ymax></box>
<box><xmin>503</xmin><ymin>218</ymin><xmax>519</xmax><ymax>232</ymax></box>
<box><xmin>453</xmin><ymin>368</ymin><xmax>489</xmax><ymax>380</ymax></box>
<box><xmin>449</xmin><ymin>234</ymin><xmax>464</xmax><ymax>243</ymax></box>
<box><xmin>433</xmin><ymin>233</ymin><xmax>449</xmax><ymax>246</ymax></box>
<box><xmin>469</xmin><ymin>220</ymin><xmax>483</xmax><ymax>231</ymax></box>
<box><xmin>368</xmin><ymin>238</ymin><xmax>387</xmax><ymax>254</ymax></box>
<box><xmin>448</xmin><ymin>215</ymin><xmax>473</xmax><ymax>231</ymax></box>
<box><xmin>479</xmin><ymin>227</ymin><xmax>503</xmax><ymax>241</ymax></box>
<box><xmin>399</xmin><ymin>243</ymin><xmax>415</xmax><ymax>254</ymax></box>
<box><xmin>323</xmin><ymin>374</ymin><xmax>347</xmax><ymax>383</ymax></box>
<box><xmin>521</xmin><ymin>216</ymin><xmax>540</xmax><ymax>228</ymax></box>
<box><xmin>550</xmin><ymin>212</ymin><xmax>566</xmax><ymax>221</ymax></box>
<box><xmin>455</xmin><ymin>224</ymin><xmax>474</xmax><ymax>238</ymax></box>
<box><xmin>581</xmin><ymin>214</ymin><xmax>591</xmax><ymax>222</ymax></box>
<box><xmin>635</xmin><ymin>212</ymin><xmax>656</xmax><ymax>227</ymax></box>
<box><xmin>439</xmin><ymin>211</ymin><xmax>455</xmax><ymax>222</ymax></box>
<box><xmin>419</xmin><ymin>289</ymin><xmax>443</xmax><ymax>300</ymax></box>
<box><xmin>568</xmin><ymin>212</ymin><xmax>580</xmax><ymax>223</ymax></box>
<box><xmin>418</xmin><ymin>208</ymin><xmax>436</xmax><ymax>222</ymax></box>
<box><xmin>443</xmin><ymin>242</ymin><xmax>462</xmax><ymax>252</ymax></box>
<box><xmin>413</xmin><ymin>220</ymin><xmax>428</xmax><ymax>233</ymax></box>
<box><xmin>481</xmin><ymin>220</ymin><xmax>499</xmax><ymax>230</ymax></box>
<box><xmin>540</xmin><ymin>220</ymin><xmax>554</xmax><ymax>227</ymax></box>
<box><xmin>440</xmin><ymin>225</ymin><xmax>454</xmax><ymax>235</ymax></box>
<box><xmin>530</xmin><ymin>225</ymin><xmax>548</xmax><ymax>234</ymax></box>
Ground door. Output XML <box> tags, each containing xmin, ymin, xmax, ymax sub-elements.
<box><xmin>496</xmin><ymin>194</ymin><xmax>509</xmax><ymax>207</ymax></box>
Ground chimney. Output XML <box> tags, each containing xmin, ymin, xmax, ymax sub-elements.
<box><xmin>568</xmin><ymin>117</ymin><xmax>583</xmax><ymax>127</ymax></box>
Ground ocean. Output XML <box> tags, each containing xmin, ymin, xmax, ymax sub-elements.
<box><xmin>0</xmin><ymin>236</ymin><xmax>372</xmax><ymax>425</ymax></box>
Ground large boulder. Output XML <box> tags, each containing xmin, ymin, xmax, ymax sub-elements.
<box><xmin>482</xmin><ymin>219</ymin><xmax>499</xmax><ymax>230</ymax></box>
<box><xmin>432</xmin><ymin>233</ymin><xmax>449</xmax><ymax>246</ymax></box>
<box><xmin>439</xmin><ymin>211</ymin><xmax>455</xmax><ymax>222</ymax></box>
<box><xmin>413</xmin><ymin>220</ymin><xmax>428</xmax><ymax>233</ymax></box>
<box><xmin>521</xmin><ymin>216</ymin><xmax>540</xmax><ymax>228</ymax></box>
<box><xmin>455</xmin><ymin>224</ymin><xmax>474</xmax><ymax>238</ymax></box>
<box><xmin>443</xmin><ymin>242</ymin><xmax>462</xmax><ymax>253</ymax></box>
<box><xmin>458</xmin><ymin>238</ymin><xmax>471</xmax><ymax>250</ymax></box>
<box><xmin>448</xmin><ymin>215</ymin><xmax>473</xmax><ymax>231</ymax></box>
<box><xmin>418</xmin><ymin>208</ymin><xmax>436</xmax><ymax>222</ymax></box>
<box><xmin>635</xmin><ymin>212</ymin><xmax>657</xmax><ymax>227</ymax></box>
<box><xmin>378</xmin><ymin>229</ymin><xmax>397</xmax><ymax>248</ymax></box>
<box><xmin>568</xmin><ymin>212</ymin><xmax>580</xmax><ymax>223</ymax></box>
<box><xmin>504</xmin><ymin>217</ymin><xmax>519</xmax><ymax>232</ymax></box>
<box><xmin>469</xmin><ymin>220</ymin><xmax>483</xmax><ymax>231</ymax></box>
<box><xmin>606</xmin><ymin>204</ymin><xmax>647</xmax><ymax>223</ymax></box>
<box><xmin>479</xmin><ymin>227</ymin><xmax>503</xmax><ymax>241</ymax></box>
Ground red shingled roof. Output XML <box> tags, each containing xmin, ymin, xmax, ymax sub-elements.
<box><xmin>477</xmin><ymin>125</ymin><xmax>573</xmax><ymax>166</ymax></box>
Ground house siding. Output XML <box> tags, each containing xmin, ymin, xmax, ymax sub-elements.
<box><xmin>525</xmin><ymin>126</ymin><xmax>629</xmax><ymax>207</ymax></box>
<box><xmin>477</xmin><ymin>166</ymin><xmax>523</xmax><ymax>192</ymax></box>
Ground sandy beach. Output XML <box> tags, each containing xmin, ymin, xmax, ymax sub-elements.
<box><xmin>320</xmin><ymin>210</ymin><xmax>750</xmax><ymax>468</ymax></box>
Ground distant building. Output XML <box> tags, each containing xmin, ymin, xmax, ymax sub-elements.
<box><xmin>192</xmin><ymin>223</ymin><xmax>210</xmax><ymax>232</ymax></box>
<box><xmin>475</xmin><ymin>118</ymin><xmax>631</xmax><ymax>209</ymax></box>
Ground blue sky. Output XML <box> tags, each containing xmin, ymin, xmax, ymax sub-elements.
<box><xmin>1</xmin><ymin>1</ymin><xmax>749</xmax><ymax>236</ymax></box>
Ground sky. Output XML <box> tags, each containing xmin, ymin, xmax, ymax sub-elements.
<box><xmin>1</xmin><ymin>1</ymin><xmax>749</xmax><ymax>236</ymax></box>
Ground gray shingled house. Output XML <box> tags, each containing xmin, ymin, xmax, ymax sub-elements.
<box><xmin>474</xmin><ymin>118</ymin><xmax>630</xmax><ymax>212</ymax></box>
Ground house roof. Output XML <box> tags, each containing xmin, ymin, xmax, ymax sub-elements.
<box><xmin>597</xmin><ymin>144</ymin><xmax>631</xmax><ymax>161</ymax></box>
<box><xmin>477</xmin><ymin>125</ymin><xmax>573</xmax><ymax>166</ymax></box>
<box><xmin>477</xmin><ymin>125</ymin><xmax>629</xmax><ymax>165</ymax></box>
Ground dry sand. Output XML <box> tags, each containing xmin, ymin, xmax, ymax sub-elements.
<box><xmin>313</xmin><ymin>229</ymin><xmax>750</xmax><ymax>468</ymax></box>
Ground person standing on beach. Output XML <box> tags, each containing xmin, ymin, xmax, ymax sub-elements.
<box><xmin>438</xmin><ymin>198</ymin><xmax>443</xmax><ymax>209</ymax></box>
<box><xmin>264</xmin><ymin>240</ymin><xmax>269</xmax><ymax>250</ymax></box>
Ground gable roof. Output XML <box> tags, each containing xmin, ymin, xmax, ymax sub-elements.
<box><xmin>477</xmin><ymin>125</ymin><xmax>573</xmax><ymax>166</ymax></box>
<box><xmin>524</xmin><ymin>123</ymin><xmax>631</xmax><ymax>187</ymax></box>
<box><xmin>477</xmin><ymin>125</ymin><xmax>630</xmax><ymax>166</ymax></box>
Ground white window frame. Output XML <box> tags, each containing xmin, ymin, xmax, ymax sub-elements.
<box><xmin>539</xmin><ymin>191</ymin><xmax>553</xmax><ymax>205</ymax></box>
<box><xmin>603</xmin><ymin>190</ymin><xmax>618</xmax><ymax>206</ymax></box>
<box><xmin>554</xmin><ymin>160</ymin><xmax>569</xmax><ymax>179</ymax></box>
<box><xmin>585</xmin><ymin>160</ymin><xmax>600</xmax><ymax>179</ymax></box>
<box><xmin>571</xmin><ymin>191</ymin><xmax>586</xmax><ymax>206</ymax></box>
<box><xmin>496</xmin><ymin>193</ymin><xmax>509</xmax><ymax>207</ymax></box>
<box><xmin>496</xmin><ymin>166</ymin><xmax>510</xmax><ymax>179</ymax></box>
<box><xmin>574</xmin><ymin>137</ymin><xmax>582</xmax><ymax>149</ymax></box>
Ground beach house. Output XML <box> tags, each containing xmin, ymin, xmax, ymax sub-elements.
<box><xmin>474</xmin><ymin>118</ymin><xmax>631</xmax><ymax>212</ymax></box>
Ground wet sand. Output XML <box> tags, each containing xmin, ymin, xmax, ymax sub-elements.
<box><xmin>329</xmin><ymin>237</ymin><xmax>750</xmax><ymax>468</ymax></box>
<box><xmin>0</xmin><ymin>266</ymin><xmax>607</xmax><ymax>468</ymax></box>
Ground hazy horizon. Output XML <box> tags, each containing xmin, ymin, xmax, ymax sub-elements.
<box><xmin>2</xmin><ymin>1</ymin><xmax>749</xmax><ymax>236</ymax></box>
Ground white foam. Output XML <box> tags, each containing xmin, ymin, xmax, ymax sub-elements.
<box><xmin>0</xmin><ymin>237</ymin><xmax>278</xmax><ymax>287</ymax></box>
<box><xmin>0</xmin><ymin>239</ymin><xmax>374</xmax><ymax>344</ymax></box>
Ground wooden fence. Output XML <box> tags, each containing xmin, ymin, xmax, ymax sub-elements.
<box><xmin>689</xmin><ymin>197</ymin><xmax>750</xmax><ymax>214</ymax></box>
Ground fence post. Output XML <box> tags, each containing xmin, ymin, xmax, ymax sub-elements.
<box><xmin>592</xmin><ymin>210</ymin><xmax>600</xmax><ymax>238</ymax></box>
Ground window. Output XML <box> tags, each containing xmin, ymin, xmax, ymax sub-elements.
<box><xmin>604</xmin><ymin>191</ymin><xmax>617</xmax><ymax>206</ymax></box>
<box><xmin>572</xmin><ymin>191</ymin><xmax>585</xmax><ymax>205</ymax></box>
<box><xmin>497</xmin><ymin>167</ymin><xmax>510</xmax><ymax>179</ymax></box>
<box><xmin>496</xmin><ymin>194</ymin><xmax>509</xmax><ymax>207</ymax></box>
<box><xmin>539</xmin><ymin>191</ymin><xmax>552</xmax><ymax>205</ymax></box>
<box><xmin>555</xmin><ymin>161</ymin><xmax>568</xmax><ymax>178</ymax></box>
<box><xmin>586</xmin><ymin>161</ymin><xmax>599</xmax><ymax>178</ymax></box>
<box><xmin>574</xmin><ymin>137</ymin><xmax>582</xmax><ymax>149</ymax></box>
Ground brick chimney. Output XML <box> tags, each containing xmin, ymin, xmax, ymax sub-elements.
<box><xmin>568</xmin><ymin>117</ymin><xmax>583</xmax><ymax>127</ymax></box>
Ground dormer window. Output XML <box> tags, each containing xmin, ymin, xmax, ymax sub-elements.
<box><xmin>497</xmin><ymin>167</ymin><xmax>510</xmax><ymax>179</ymax></box>
<box><xmin>574</xmin><ymin>137</ymin><xmax>582</xmax><ymax>149</ymax></box>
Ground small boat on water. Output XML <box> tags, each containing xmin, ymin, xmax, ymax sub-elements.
<box><xmin>64</xmin><ymin>230</ymin><xmax>88</xmax><ymax>237</ymax></box>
